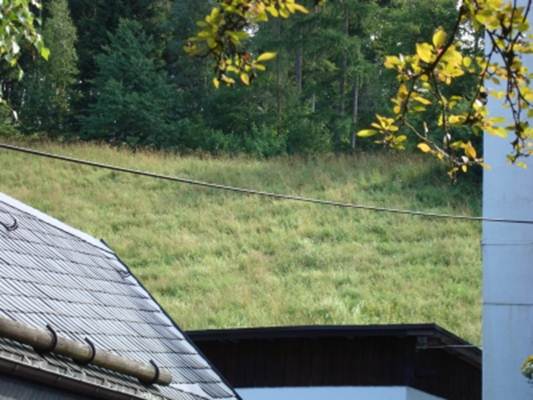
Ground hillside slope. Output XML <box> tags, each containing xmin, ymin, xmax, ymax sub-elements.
<box><xmin>0</xmin><ymin>141</ymin><xmax>482</xmax><ymax>342</ymax></box>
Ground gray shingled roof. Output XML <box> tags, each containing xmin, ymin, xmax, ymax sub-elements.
<box><xmin>0</xmin><ymin>192</ymin><xmax>238</xmax><ymax>400</ymax></box>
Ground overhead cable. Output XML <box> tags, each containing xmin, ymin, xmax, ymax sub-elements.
<box><xmin>1</xmin><ymin>142</ymin><xmax>533</xmax><ymax>225</ymax></box>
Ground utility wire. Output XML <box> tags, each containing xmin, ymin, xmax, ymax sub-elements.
<box><xmin>2</xmin><ymin>142</ymin><xmax>533</xmax><ymax>225</ymax></box>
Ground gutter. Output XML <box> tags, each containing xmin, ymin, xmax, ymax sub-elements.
<box><xmin>0</xmin><ymin>356</ymin><xmax>156</xmax><ymax>400</ymax></box>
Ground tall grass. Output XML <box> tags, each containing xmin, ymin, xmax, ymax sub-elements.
<box><xmin>0</xmin><ymin>140</ymin><xmax>482</xmax><ymax>343</ymax></box>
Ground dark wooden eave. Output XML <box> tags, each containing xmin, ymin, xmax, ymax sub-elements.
<box><xmin>189</xmin><ymin>323</ymin><xmax>481</xmax><ymax>366</ymax></box>
<box><xmin>188</xmin><ymin>324</ymin><xmax>482</xmax><ymax>400</ymax></box>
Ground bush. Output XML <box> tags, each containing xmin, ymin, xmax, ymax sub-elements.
<box><xmin>0</xmin><ymin>105</ymin><xmax>21</xmax><ymax>138</ymax></box>
<box><xmin>286</xmin><ymin>117</ymin><xmax>331</xmax><ymax>155</ymax></box>
<box><xmin>242</xmin><ymin>124</ymin><xmax>287</xmax><ymax>158</ymax></box>
<box><xmin>177</xmin><ymin>119</ymin><xmax>240</xmax><ymax>154</ymax></box>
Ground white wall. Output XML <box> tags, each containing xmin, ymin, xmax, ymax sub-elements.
<box><xmin>482</xmin><ymin>0</ymin><xmax>533</xmax><ymax>398</ymax></box>
<box><xmin>236</xmin><ymin>386</ymin><xmax>443</xmax><ymax>400</ymax></box>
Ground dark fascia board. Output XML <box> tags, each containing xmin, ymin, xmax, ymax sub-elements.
<box><xmin>189</xmin><ymin>323</ymin><xmax>456</xmax><ymax>341</ymax></box>
<box><xmin>0</xmin><ymin>356</ymin><xmax>151</xmax><ymax>400</ymax></box>
<box><xmin>187</xmin><ymin>323</ymin><xmax>481</xmax><ymax>366</ymax></box>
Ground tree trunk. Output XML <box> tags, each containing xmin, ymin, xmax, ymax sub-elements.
<box><xmin>335</xmin><ymin>0</ymin><xmax>349</xmax><ymax>152</ymax></box>
<box><xmin>295</xmin><ymin>44</ymin><xmax>303</xmax><ymax>94</ymax></box>
<box><xmin>275</xmin><ymin>19</ymin><xmax>282</xmax><ymax>134</ymax></box>
<box><xmin>351</xmin><ymin>78</ymin><xmax>360</xmax><ymax>151</ymax></box>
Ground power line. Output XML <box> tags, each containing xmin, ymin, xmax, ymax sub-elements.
<box><xmin>1</xmin><ymin>142</ymin><xmax>533</xmax><ymax>225</ymax></box>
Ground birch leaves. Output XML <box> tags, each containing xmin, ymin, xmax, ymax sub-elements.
<box><xmin>523</xmin><ymin>354</ymin><xmax>533</xmax><ymax>381</ymax></box>
<box><xmin>0</xmin><ymin>0</ymin><xmax>49</xmax><ymax>98</ymax></box>
<box><xmin>358</xmin><ymin>0</ymin><xmax>533</xmax><ymax>176</ymax></box>
<box><xmin>185</xmin><ymin>1</ymin><xmax>313</xmax><ymax>87</ymax></box>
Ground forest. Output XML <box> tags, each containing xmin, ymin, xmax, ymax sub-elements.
<box><xmin>0</xmin><ymin>0</ymin><xmax>481</xmax><ymax>157</ymax></box>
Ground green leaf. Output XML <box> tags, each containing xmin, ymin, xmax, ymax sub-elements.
<box><xmin>40</xmin><ymin>47</ymin><xmax>50</xmax><ymax>61</ymax></box>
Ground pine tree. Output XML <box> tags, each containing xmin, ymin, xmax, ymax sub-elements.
<box><xmin>69</xmin><ymin>0</ymin><xmax>172</xmax><ymax>104</ymax></box>
<box><xmin>80</xmin><ymin>19</ymin><xmax>181</xmax><ymax>148</ymax></box>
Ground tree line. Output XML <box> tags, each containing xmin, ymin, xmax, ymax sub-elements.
<box><xmin>0</xmin><ymin>0</ymin><xmax>475</xmax><ymax>156</ymax></box>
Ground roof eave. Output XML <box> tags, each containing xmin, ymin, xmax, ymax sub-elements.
<box><xmin>0</xmin><ymin>352</ymin><xmax>167</xmax><ymax>400</ymax></box>
<box><xmin>188</xmin><ymin>323</ymin><xmax>482</xmax><ymax>367</ymax></box>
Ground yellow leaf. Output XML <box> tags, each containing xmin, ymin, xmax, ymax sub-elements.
<box><xmin>257</xmin><ymin>52</ymin><xmax>277</xmax><ymax>62</ymax></box>
<box><xmin>384</xmin><ymin>56</ymin><xmax>401</xmax><ymax>69</ymax></box>
<box><xmin>464</xmin><ymin>142</ymin><xmax>477</xmax><ymax>159</ymax></box>
<box><xmin>417</xmin><ymin>143</ymin><xmax>431</xmax><ymax>153</ymax></box>
<box><xmin>395</xmin><ymin>135</ymin><xmax>407</xmax><ymax>143</ymax></box>
<box><xmin>487</xmin><ymin>0</ymin><xmax>503</xmax><ymax>8</ymax></box>
<box><xmin>40</xmin><ymin>47</ymin><xmax>50</xmax><ymax>61</ymax></box>
<box><xmin>357</xmin><ymin>129</ymin><xmax>378</xmax><ymax>138</ymax></box>
<box><xmin>413</xmin><ymin>95</ymin><xmax>432</xmax><ymax>105</ymax></box>
<box><xmin>449</xmin><ymin>115</ymin><xmax>466</xmax><ymax>124</ymax></box>
<box><xmin>207</xmin><ymin>38</ymin><xmax>217</xmax><ymax>49</ymax></box>
<box><xmin>490</xmin><ymin>91</ymin><xmax>505</xmax><ymax>99</ymax></box>
<box><xmin>485</xmin><ymin>125</ymin><xmax>508</xmax><ymax>138</ymax></box>
<box><xmin>221</xmin><ymin>74</ymin><xmax>236</xmax><ymax>85</ymax></box>
<box><xmin>254</xmin><ymin>63</ymin><xmax>266</xmax><ymax>71</ymax></box>
<box><xmin>240</xmin><ymin>73</ymin><xmax>250</xmax><ymax>86</ymax></box>
<box><xmin>212</xmin><ymin>78</ymin><xmax>220</xmax><ymax>89</ymax></box>
<box><xmin>432</xmin><ymin>28</ymin><xmax>447</xmax><ymax>48</ymax></box>
<box><xmin>475</xmin><ymin>12</ymin><xmax>500</xmax><ymax>30</ymax></box>
<box><xmin>266</xmin><ymin>5</ymin><xmax>279</xmax><ymax>17</ymax></box>
<box><xmin>292</xmin><ymin>4</ymin><xmax>309</xmax><ymax>14</ymax></box>
<box><xmin>197</xmin><ymin>30</ymin><xmax>211</xmax><ymax>39</ymax></box>
<box><xmin>416</xmin><ymin>43</ymin><xmax>434</xmax><ymax>63</ymax></box>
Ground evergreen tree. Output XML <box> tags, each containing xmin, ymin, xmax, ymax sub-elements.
<box><xmin>69</xmin><ymin>0</ymin><xmax>172</xmax><ymax>99</ymax></box>
<box><xmin>17</xmin><ymin>0</ymin><xmax>79</xmax><ymax>133</ymax></box>
<box><xmin>80</xmin><ymin>19</ymin><xmax>181</xmax><ymax>148</ymax></box>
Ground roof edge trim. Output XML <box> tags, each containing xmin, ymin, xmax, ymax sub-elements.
<box><xmin>0</xmin><ymin>193</ymin><xmax>112</xmax><ymax>253</ymax></box>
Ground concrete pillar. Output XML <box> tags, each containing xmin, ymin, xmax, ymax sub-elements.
<box><xmin>482</xmin><ymin>1</ymin><xmax>533</xmax><ymax>398</ymax></box>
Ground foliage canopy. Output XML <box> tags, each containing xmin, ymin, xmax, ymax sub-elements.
<box><xmin>1</xmin><ymin>0</ymin><xmax>530</xmax><ymax>166</ymax></box>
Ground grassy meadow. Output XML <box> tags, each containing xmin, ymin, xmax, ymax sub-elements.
<box><xmin>0</xmin><ymin>141</ymin><xmax>482</xmax><ymax>343</ymax></box>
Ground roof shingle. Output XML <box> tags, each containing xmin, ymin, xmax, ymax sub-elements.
<box><xmin>0</xmin><ymin>193</ymin><xmax>238</xmax><ymax>400</ymax></box>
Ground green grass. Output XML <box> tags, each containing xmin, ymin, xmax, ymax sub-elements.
<box><xmin>0</xmin><ymin>140</ymin><xmax>482</xmax><ymax>343</ymax></box>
